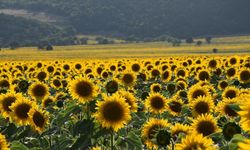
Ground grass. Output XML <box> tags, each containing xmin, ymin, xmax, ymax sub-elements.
<box><xmin>1</xmin><ymin>35</ymin><xmax>250</xmax><ymax>60</ymax></box>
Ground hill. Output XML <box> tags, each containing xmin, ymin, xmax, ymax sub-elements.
<box><xmin>0</xmin><ymin>0</ymin><xmax>250</xmax><ymax>46</ymax></box>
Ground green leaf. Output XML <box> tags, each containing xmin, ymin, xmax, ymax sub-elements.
<box><xmin>228</xmin><ymin>104</ymin><xmax>241</xmax><ymax>112</ymax></box>
<box><xmin>11</xmin><ymin>141</ymin><xmax>29</xmax><ymax>150</ymax></box>
<box><xmin>125</xmin><ymin>131</ymin><xmax>142</xmax><ymax>149</ymax></box>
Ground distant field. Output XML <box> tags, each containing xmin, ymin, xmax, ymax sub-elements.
<box><xmin>1</xmin><ymin>35</ymin><xmax>250</xmax><ymax>60</ymax></box>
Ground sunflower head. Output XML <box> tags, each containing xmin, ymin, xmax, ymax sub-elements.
<box><xmin>145</xmin><ymin>93</ymin><xmax>167</xmax><ymax>114</ymax></box>
<box><xmin>238</xmin><ymin>68</ymin><xmax>250</xmax><ymax>84</ymax></box>
<box><xmin>120</xmin><ymin>71</ymin><xmax>136</xmax><ymax>87</ymax></box>
<box><xmin>69</xmin><ymin>77</ymin><xmax>98</xmax><ymax>104</ymax></box>
<box><xmin>191</xmin><ymin>114</ymin><xmax>219</xmax><ymax>136</ymax></box>
<box><xmin>28</xmin><ymin>82</ymin><xmax>50</xmax><ymax>101</ymax></box>
<box><xmin>223</xmin><ymin>122</ymin><xmax>241</xmax><ymax>141</ymax></box>
<box><xmin>28</xmin><ymin>107</ymin><xmax>49</xmax><ymax>134</ymax></box>
<box><xmin>189</xmin><ymin>96</ymin><xmax>214</xmax><ymax>117</ymax></box>
<box><xmin>150</xmin><ymin>83</ymin><xmax>161</xmax><ymax>93</ymax></box>
<box><xmin>216</xmin><ymin>98</ymin><xmax>238</xmax><ymax>118</ymax></box>
<box><xmin>0</xmin><ymin>92</ymin><xmax>21</xmax><ymax>119</ymax></box>
<box><xmin>118</xmin><ymin>91</ymin><xmax>138</xmax><ymax>112</ymax></box>
<box><xmin>167</xmin><ymin>98</ymin><xmax>183</xmax><ymax>116</ymax></box>
<box><xmin>222</xmin><ymin>86</ymin><xmax>240</xmax><ymax>99</ymax></box>
<box><xmin>10</xmin><ymin>97</ymin><xmax>37</xmax><ymax>126</ymax></box>
<box><xmin>93</xmin><ymin>94</ymin><xmax>131</xmax><ymax>132</ymax></box>
<box><xmin>0</xmin><ymin>133</ymin><xmax>9</xmax><ymax>150</ymax></box>
<box><xmin>188</xmin><ymin>85</ymin><xmax>210</xmax><ymax>102</ymax></box>
<box><xmin>105</xmin><ymin>80</ymin><xmax>119</xmax><ymax>94</ymax></box>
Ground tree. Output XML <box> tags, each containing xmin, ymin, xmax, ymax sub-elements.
<box><xmin>9</xmin><ymin>41</ymin><xmax>19</xmax><ymax>50</ymax></box>
<box><xmin>186</xmin><ymin>37</ymin><xmax>194</xmax><ymax>43</ymax></box>
<box><xmin>213</xmin><ymin>48</ymin><xmax>218</xmax><ymax>53</ymax></box>
<box><xmin>206</xmin><ymin>37</ymin><xmax>212</xmax><ymax>44</ymax></box>
<box><xmin>196</xmin><ymin>41</ymin><xmax>202</xmax><ymax>46</ymax></box>
<box><xmin>46</xmin><ymin>44</ymin><xmax>54</xmax><ymax>51</ymax></box>
<box><xmin>80</xmin><ymin>38</ymin><xmax>88</xmax><ymax>45</ymax></box>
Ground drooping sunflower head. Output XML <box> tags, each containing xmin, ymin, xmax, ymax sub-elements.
<box><xmin>222</xmin><ymin>122</ymin><xmax>241</xmax><ymax>141</ymax></box>
<box><xmin>69</xmin><ymin>77</ymin><xmax>98</xmax><ymax>104</ymax></box>
<box><xmin>175</xmin><ymin>133</ymin><xmax>217</xmax><ymax>150</ymax></box>
<box><xmin>167</xmin><ymin>98</ymin><xmax>183</xmax><ymax>116</ymax></box>
<box><xmin>145</xmin><ymin>93</ymin><xmax>167</xmax><ymax>114</ymax></box>
<box><xmin>222</xmin><ymin>86</ymin><xmax>240</xmax><ymax>99</ymax></box>
<box><xmin>150</xmin><ymin>83</ymin><xmax>162</xmax><ymax>93</ymax></box>
<box><xmin>28</xmin><ymin>82</ymin><xmax>50</xmax><ymax>101</ymax></box>
<box><xmin>118</xmin><ymin>91</ymin><xmax>138</xmax><ymax>112</ymax></box>
<box><xmin>42</xmin><ymin>96</ymin><xmax>55</xmax><ymax>108</ymax></box>
<box><xmin>191</xmin><ymin>114</ymin><xmax>219</xmax><ymax>136</ymax></box>
<box><xmin>0</xmin><ymin>92</ymin><xmax>22</xmax><ymax>119</ymax></box>
<box><xmin>28</xmin><ymin>108</ymin><xmax>49</xmax><ymax>134</ymax></box>
<box><xmin>141</xmin><ymin>118</ymin><xmax>170</xmax><ymax>149</ymax></box>
<box><xmin>10</xmin><ymin>97</ymin><xmax>36</xmax><ymax>126</ymax></box>
<box><xmin>188</xmin><ymin>85</ymin><xmax>210</xmax><ymax>102</ymax></box>
<box><xmin>238</xmin><ymin>68</ymin><xmax>250</xmax><ymax>84</ymax></box>
<box><xmin>216</xmin><ymin>98</ymin><xmax>238</xmax><ymax>118</ymax></box>
<box><xmin>93</xmin><ymin>94</ymin><xmax>131</xmax><ymax>132</ymax></box>
<box><xmin>105</xmin><ymin>79</ymin><xmax>119</xmax><ymax>94</ymax></box>
<box><xmin>189</xmin><ymin>96</ymin><xmax>215</xmax><ymax>117</ymax></box>
<box><xmin>171</xmin><ymin>123</ymin><xmax>191</xmax><ymax>138</ymax></box>
<box><xmin>0</xmin><ymin>133</ymin><xmax>9</xmax><ymax>150</ymax></box>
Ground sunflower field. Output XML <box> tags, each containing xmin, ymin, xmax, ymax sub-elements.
<box><xmin>1</xmin><ymin>55</ymin><xmax>250</xmax><ymax>150</ymax></box>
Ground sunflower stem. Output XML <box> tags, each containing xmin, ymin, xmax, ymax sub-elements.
<box><xmin>110</xmin><ymin>130</ymin><xmax>114</xmax><ymax>150</ymax></box>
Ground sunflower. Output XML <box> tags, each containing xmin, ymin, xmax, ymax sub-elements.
<box><xmin>118</xmin><ymin>91</ymin><xmax>138</xmax><ymax>112</ymax></box>
<box><xmin>10</xmin><ymin>97</ymin><xmax>36</xmax><ymax>126</ymax></box>
<box><xmin>223</xmin><ymin>122</ymin><xmax>241</xmax><ymax>141</ymax></box>
<box><xmin>175</xmin><ymin>134</ymin><xmax>217</xmax><ymax>150</ymax></box>
<box><xmin>131</xmin><ymin>63</ymin><xmax>141</xmax><ymax>72</ymax></box>
<box><xmin>191</xmin><ymin>114</ymin><xmax>219</xmax><ymax>136</ymax></box>
<box><xmin>0</xmin><ymin>78</ymin><xmax>10</xmax><ymax>89</ymax></box>
<box><xmin>141</xmin><ymin>118</ymin><xmax>170</xmax><ymax>149</ymax></box>
<box><xmin>0</xmin><ymin>92</ymin><xmax>22</xmax><ymax>119</ymax></box>
<box><xmin>28</xmin><ymin>108</ymin><xmax>49</xmax><ymax>133</ymax></box>
<box><xmin>238</xmin><ymin>98</ymin><xmax>250</xmax><ymax>134</ymax></box>
<box><xmin>189</xmin><ymin>96</ymin><xmax>214</xmax><ymax>117</ymax></box>
<box><xmin>208</xmin><ymin>59</ymin><xmax>219</xmax><ymax>70</ymax></box>
<box><xmin>238</xmin><ymin>68</ymin><xmax>250</xmax><ymax>84</ymax></box>
<box><xmin>218</xmin><ymin>80</ymin><xmax>228</xmax><ymax>90</ymax></box>
<box><xmin>171</xmin><ymin>123</ymin><xmax>191</xmax><ymax>138</ymax></box>
<box><xmin>69</xmin><ymin>77</ymin><xmax>98</xmax><ymax>104</ymax></box>
<box><xmin>216</xmin><ymin>98</ymin><xmax>238</xmax><ymax>118</ymax></box>
<box><xmin>105</xmin><ymin>79</ymin><xmax>119</xmax><ymax>94</ymax></box>
<box><xmin>0</xmin><ymin>133</ymin><xmax>9</xmax><ymax>150</ymax></box>
<box><xmin>175</xmin><ymin>68</ymin><xmax>187</xmax><ymax>78</ymax></box>
<box><xmin>188</xmin><ymin>85</ymin><xmax>210</xmax><ymax>102</ymax></box>
<box><xmin>36</xmin><ymin>70</ymin><xmax>48</xmax><ymax>81</ymax></box>
<box><xmin>93</xmin><ymin>94</ymin><xmax>131</xmax><ymax>132</ymax></box>
<box><xmin>167</xmin><ymin>98</ymin><xmax>183</xmax><ymax>116</ymax></box>
<box><xmin>150</xmin><ymin>83</ymin><xmax>162</xmax><ymax>93</ymax></box>
<box><xmin>120</xmin><ymin>71</ymin><xmax>136</xmax><ymax>87</ymax></box>
<box><xmin>238</xmin><ymin>139</ymin><xmax>250</xmax><ymax>150</ymax></box>
<box><xmin>161</xmin><ymin>70</ymin><xmax>172</xmax><ymax>82</ymax></box>
<box><xmin>28</xmin><ymin>82</ymin><xmax>50</xmax><ymax>100</ymax></box>
<box><xmin>42</xmin><ymin>96</ymin><xmax>55</xmax><ymax>108</ymax></box>
<box><xmin>176</xmin><ymin>80</ymin><xmax>187</xmax><ymax>91</ymax></box>
<box><xmin>150</xmin><ymin>68</ymin><xmax>161</xmax><ymax>79</ymax></box>
<box><xmin>196</xmin><ymin>69</ymin><xmax>210</xmax><ymax>81</ymax></box>
<box><xmin>51</xmin><ymin>78</ymin><xmax>62</xmax><ymax>89</ymax></box>
<box><xmin>145</xmin><ymin>93</ymin><xmax>167</xmax><ymax>114</ymax></box>
<box><xmin>226</xmin><ymin>67</ymin><xmax>237</xmax><ymax>79</ymax></box>
<box><xmin>222</xmin><ymin>86</ymin><xmax>240</xmax><ymax>99</ymax></box>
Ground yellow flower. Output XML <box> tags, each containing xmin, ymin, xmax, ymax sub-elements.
<box><xmin>145</xmin><ymin>93</ymin><xmax>167</xmax><ymax>114</ymax></box>
<box><xmin>0</xmin><ymin>133</ymin><xmax>10</xmax><ymax>150</ymax></box>
<box><xmin>175</xmin><ymin>134</ymin><xmax>217</xmax><ymax>150</ymax></box>
<box><xmin>238</xmin><ymin>139</ymin><xmax>250</xmax><ymax>150</ymax></box>
<box><xmin>93</xmin><ymin>94</ymin><xmax>131</xmax><ymax>132</ymax></box>
<box><xmin>28</xmin><ymin>108</ymin><xmax>49</xmax><ymax>134</ymax></box>
<box><xmin>28</xmin><ymin>82</ymin><xmax>50</xmax><ymax>101</ymax></box>
<box><xmin>189</xmin><ymin>96</ymin><xmax>214</xmax><ymax>117</ymax></box>
<box><xmin>69</xmin><ymin>77</ymin><xmax>98</xmax><ymax>104</ymax></box>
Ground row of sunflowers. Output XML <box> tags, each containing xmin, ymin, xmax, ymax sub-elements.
<box><xmin>0</xmin><ymin>55</ymin><xmax>250</xmax><ymax>149</ymax></box>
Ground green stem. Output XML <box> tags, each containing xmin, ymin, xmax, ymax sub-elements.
<box><xmin>110</xmin><ymin>130</ymin><xmax>114</xmax><ymax>150</ymax></box>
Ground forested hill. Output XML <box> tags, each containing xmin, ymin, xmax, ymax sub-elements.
<box><xmin>0</xmin><ymin>0</ymin><xmax>250</xmax><ymax>46</ymax></box>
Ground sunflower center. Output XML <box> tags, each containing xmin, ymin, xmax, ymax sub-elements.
<box><xmin>0</xmin><ymin>80</ymin><xmax>10</xmax><ymax>88</ymax></box>
<box><xmin>151</xmin><ymin>69</ymin><xmax>160</xmax><ymax>77</ymax></box>
<box><xmin>153</xmin><ymin>86</ymin><xmax>161</xmax><ymax>93</ymax></box>
<box><xmin>44</xmin><ymin>99</ymin><xmax>53</xmax><ymax>107</ymax></box>
<box><xmin>192</xmin><ymin>90</ymin><xmax>206</xmax><ymax>99</ymax></box>
<box><xmin>105</xmin><ymin>81</ymin><xmax>118</xmax><ymax>94</ymax></box>
<box><xmin>169</xmin><ymin>101</ymin><xmax>182</xmax><ymax>113</ymax></box>
<box><xmin>37</xmin><ymin>72</ymin><xmax>47</xmax><ymax>81</ymax></box>
<box><xmin>199</xmin><ymin>71</ymin><xmax>210</xmax><ymax>81</ymax></box>
<box><xmin>230</xmin><ymin>58</ymin><xmax>237</xmax><ymax>65</ymax></box>
<box><xmin>162</xmin><ymin>71</ymin><xmax>170</xmax><ymax>80</ymax></box>
<box><xmin>197</xmin><ymin>121</ymin><xmax>215</xmax><ymax>136</ymax></box>
<box><xmin>220</xmin><ymin>81</ymin><xmax>228</xmax><ymax>89</ymax></box>
<box><xmin>33</xmin><ymin>111</ymin><xmax>45</xmax><ymax>128</ymax></box>
<box><xmin>53</xmin><ymin>79</ymin><xmax>61</xmax><ymax>87</ymax></box>
<box><xmin>2</xmin><ymin>96</ymin><xmax>16</xmax><ymax>112</ymax></box>
<box><xmin>209</xmin><ymin>60</ymin><xmax>217</xmax><ymax>68</ymax></box>
<box><xmin>15</xmin><ymin>103</ymin><xmax>31</xmax><ymax>119</ymax></box>
<box><xmin>224</xmin><ymin>105</ymin><xmax>238</xmax><ymax>117</ymax></box>
<box><xmin>194</xmin><ymin>102</ymin><xmax>209</xmax><ymax>115</ymax></box>
<box><xmin>225</xmin><ymin>90</ymin><xmax>237</xmax><ymax>99</ymax></box>
<box><xmin>150</xmin><ymin>96</ymin><xmax>164</xmax><ymax>110</ymax></box>
<box><xmin>227</xmin><ymin>68</ymin><xmax>236</xmax><ymax>77</ymax></box>
<box><xmin>32</xmin><ymin>84</ymin><xmax>47</xmax><ymax>98</ymax></box>
<box><xmin>148</xmin><ymin>125</ymin><xmax>160</xmax><ymax>139</ymax></box>
<box><xmin>122</xmin><ymin>74</ymin><xmax>134</xmax><ymax>85</ymax></box>
<box><xmin>132</xmin><ymin>64</ymin><xmax>140</xmax><ymax>72</ymax></box>
<box><xmin>177</xmin><ymin>70</ymin><xmax>185</xmax><ymax>77</ymax></box>
<box><xmin>75</xmin><ymin>81</ymin><xmax>93</xmax><ymax>97</ymax></box>
<box><xmin>240</xmin><ymin>70</ymin><xmax>250</xmax><ymax>81</ymax></box>
<box><xmin>102</xmin><ymin>101</ymin><xmax>124</xmax><ymax>122</ymax></box>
